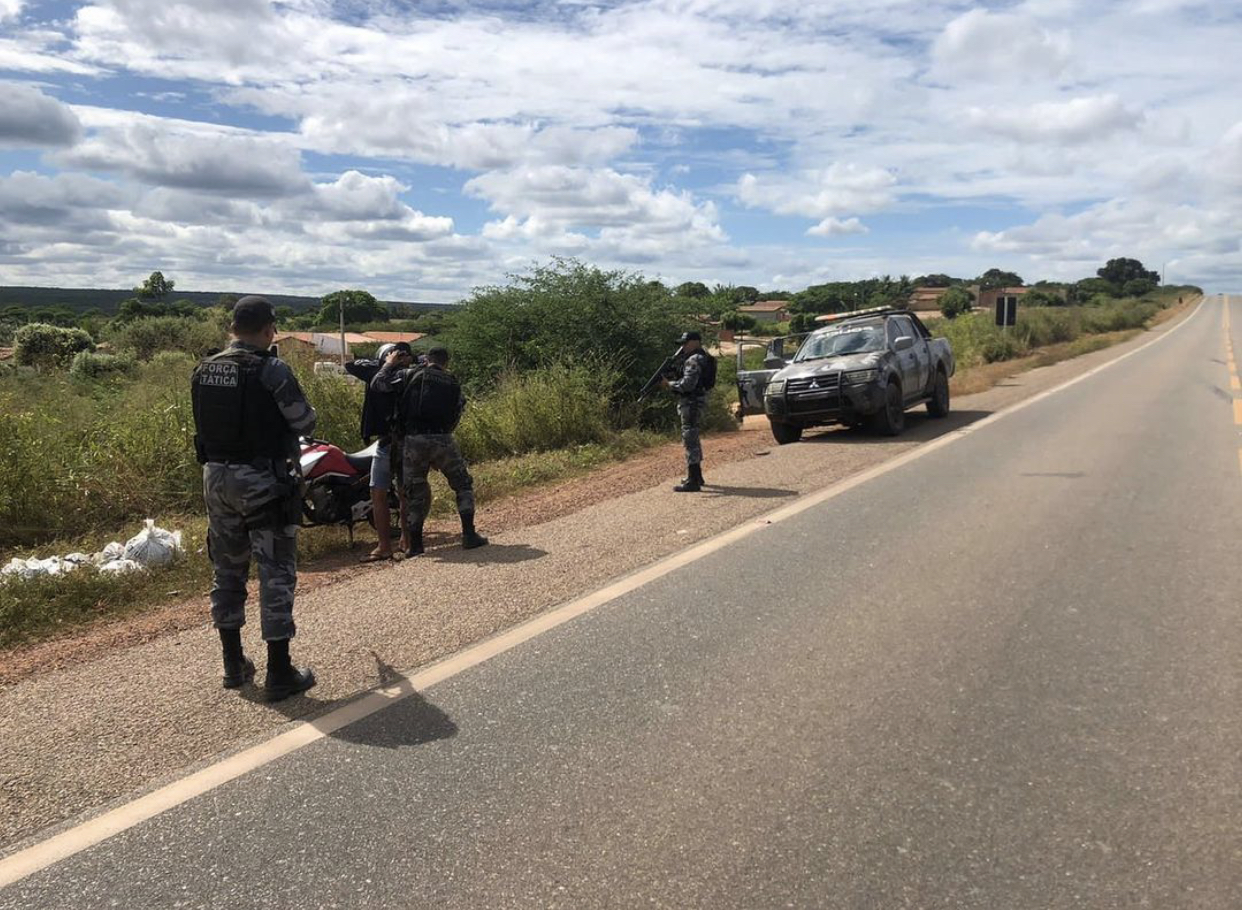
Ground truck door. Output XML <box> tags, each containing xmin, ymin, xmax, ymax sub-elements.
<box><xmin>892</xmin><ymin>315</ymin><xmax>930</xmax><ymax>400</ymax></box>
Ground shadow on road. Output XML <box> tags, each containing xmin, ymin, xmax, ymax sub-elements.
<box><xmin>241</xmin><ymin>663</ymin><xmax>458</xmax><ymax>750</ymax></box>
<box><xmin>798</xmin><ymin>408</ymin><xmax>992</xmax><ymax>445</ymax></box>
<box><xmin>700</xmin><ymin>485</ymin><xmax>798</xmax><ymax>499</ymax></box>
<box><xmin>427</xmin><ymin>542</ymin><xmax>548</xmax><ymax>565</ymax></box>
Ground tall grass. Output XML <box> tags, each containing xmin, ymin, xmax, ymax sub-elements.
<box><xmin>0</xmin><ymin>352</ymin><xmax>733</xmax><ymax>550</ymax></box>
<box><xmin>933</xmin><ymin>297</ymin><xmax>1166</xmax><ymax>370</ymax></box>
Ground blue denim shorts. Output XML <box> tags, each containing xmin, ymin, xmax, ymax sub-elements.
<box><xmin>370</xmin><ymin>440</ymin><xmax>393</xmax><ymax>491</ymax></box>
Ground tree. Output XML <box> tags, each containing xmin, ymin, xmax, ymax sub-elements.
<box><xmin>446</xmin><ymin>258</ymin><xmax>697</xmax><ymax>396</ymax></box>
<box><xmin>938</xmin><ymin>286</ymin><xmax>975</xmax><ymax>319</ymax></box>
<box><xmin>720</xmin><ymin>311</ymin><xmax>758</xmax><ymax>333</ymax></box>
<box><xmin>1097</xmin><ymin>258</ymin><xmax>1159</xmax><ymax>286</ymax></box>
<box><xmin>915</xmin><ymin>274</ymin><xmax>957</xmax><ymax>288</ymax></box>
<box><xmin>976</xmin><ymin>268</ymin><xmax>1024</xmax><ymax>291</ymax></box>
<box><xmin>674</xmin><ymin>281</ymin><xmax>711</xmax><ymax>299</ymax></box>
<box><xmin>1071</xmin><ymin>277</ymin><xmax>1121</xmax><ymax>302</ymax></box>
<box><xmin>319</xmin><ymin>289</ymin><xmax>388</xmax><ymax>325</ymax></box>
<box><xmin>1122</xmin><ymin>278</ymin><xmax>1158</xmax><ymax>298</ymax></box>
<box><xmin>135</xmin><ymin>271</ymin><xmax>175</xmax><ymax>301</ymax></box>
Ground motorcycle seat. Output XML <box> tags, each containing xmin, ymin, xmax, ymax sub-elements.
<box><xmin>344</xmin><ymin>440</ymin><xmax>381</xmax><ymax>475</ymax></box>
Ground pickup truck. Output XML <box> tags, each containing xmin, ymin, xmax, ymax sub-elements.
<box><xmin>737</xmin><ymin>308</ymin><xmax>955</xmax><ymax>444</ymax></box>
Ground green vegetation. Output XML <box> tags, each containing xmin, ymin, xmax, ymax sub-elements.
<box><xmin>933</xmin><ymin>287</ymin><xmax>1193</xmax><ymax>370</ymax></box>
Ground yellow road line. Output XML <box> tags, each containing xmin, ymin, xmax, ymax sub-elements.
<box><xmin>1234</xmin><ymin>400</ymin><xmax>1242</xmax><ymax>425</ymax></box>
<box><xmin>1232</xmin><ymin>376</ymin><xmax>1241</xmax><ymax>393</ymax></box>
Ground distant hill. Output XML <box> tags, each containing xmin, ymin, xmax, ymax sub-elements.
<box><xmin>0</xmin><ymin>286</ymin><xmax>456</xmax><ymax>314</ymax></box>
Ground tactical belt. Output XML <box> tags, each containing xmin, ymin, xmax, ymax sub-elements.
<box><xmin>405</xmin><ymin>424</ymin><xmax>453</xmax><ymax>435</ymax></box>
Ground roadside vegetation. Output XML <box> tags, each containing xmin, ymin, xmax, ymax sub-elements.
<box><xmin>0</xmin><ymin>258</ymin><xmax>1202</xmax><ymax>649</ymax></box>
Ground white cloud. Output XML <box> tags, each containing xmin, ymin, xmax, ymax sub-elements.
<box><xmin>0</xmin><ymin>171</ymin><xmax>123</xmax><ymax>225</ymax></box>
<box><xmin>57</xmin><ymin>123</ymin><xmax>308</xmax><ymax>196</ymax></box>
<box><xmin>967</xmin><ymin>94</ymin><xmax>1144</xmax><ymax>145</ymax></box>
<box><xmin>0</xmin><ymin>0</ymin><xmax>21</xmax><ymax>22</ymax></box>
<box><xmin>807</xmin><ymin>217</ymin><xmax>869</xmax><ymax>237</ymax></box>
<box><xmin>932</xmin><ymin>9</ymin><xmax>1072</xmax><ymax>81</ymax></box>
<box><xmin>736</xmin><ymin>165</ymin><xmax>897</xmax><ymax>220</ymax></box>
<box><xmin>0</xmin><ymin>83</ymin><xmax>82</xmax><ymax>147</ymax></box>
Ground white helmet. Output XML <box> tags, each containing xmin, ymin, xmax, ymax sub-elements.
<box><xmin>375</xmin><ymin>343</ymin><xmax>396</xmax><ymax>361</ymax></box>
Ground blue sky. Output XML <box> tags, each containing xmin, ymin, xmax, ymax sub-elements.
<box><xmin>1</xmin><ymin>0</ymin><xmax>1240</xmax><ymax>301</ymax></box>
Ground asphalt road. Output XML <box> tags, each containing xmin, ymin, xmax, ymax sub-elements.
<box><xmin>3</xmin><ymin>297</ymin><xmax>1240</xmax><ymax>908</ymax></box>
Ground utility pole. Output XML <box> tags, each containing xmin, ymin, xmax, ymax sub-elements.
<box><xmin>338</xmin><ymin>300</ymin><xmax>347</xmax><ymax>367</ymax></box>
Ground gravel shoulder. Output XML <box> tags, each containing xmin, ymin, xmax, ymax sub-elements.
<box><xmin>0</xmin><ymin>305</ymin><xmax>1197</xmax><ymax>853</ymax></box>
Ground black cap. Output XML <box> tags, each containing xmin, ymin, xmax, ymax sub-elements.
<box><xmin>231</xmin><ymin>295</ymin><xmax>276</xmax><ymax>333</ymax></box>
<box><xmin>391</xmin><ymin>341</ymin><xmax>414</xmax><ymax>356</ymax></box>
<box><xmin>677</xmin><ymin>330</ymin><xmax>702</xmax><ymax>343</ymax></box>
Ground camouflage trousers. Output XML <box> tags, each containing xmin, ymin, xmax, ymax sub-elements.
<box><xmin>678</xmin><ymin>395</ymin><xmax>705</xmax><ymax>467</ymax></box>
<box><xmin>401</xmin><ymin>434</ymin><xmax>475</xmax><ymax>528</ymax></box>
<box><xmin>203</xmin><ymin>462</ymin><xmax>298</xmax><ymax>641</ymax></box>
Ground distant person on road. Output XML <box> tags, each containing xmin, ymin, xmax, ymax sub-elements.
<box><xmin>190</xmin><ymin>295</ymin><xmax>318</xmax><ymax>701</ymax></box>
<box><xmin>661</xmin><ymin>330</ymin><xmax>715</xmax><ymax>493</ymax></box>
<box><xmin>371</xmin><ymin>345</ymin><xmax>488</xmax><ymax>557</ymax></box>
<box><xmin>345</xmin><ymin>342</ymin><xmax>414</xmax><ymax>562</ymax></box>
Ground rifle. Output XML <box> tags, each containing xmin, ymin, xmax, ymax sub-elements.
<box><xmin>637</xmin><ymin>345</ymin><xmax>686</xmax><ymax>402</ymax></box>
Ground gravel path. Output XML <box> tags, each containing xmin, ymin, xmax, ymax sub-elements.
<box><xmin>0</xmin><ymin>317</ymin><xmax>1190</xmax><ymax>853</ymax></box>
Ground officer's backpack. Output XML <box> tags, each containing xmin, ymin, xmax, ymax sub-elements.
<box><xmin>398</xmin><ymin>366</ymin><xmax>464</xmax><ymax>433</ymax></box>
<box><xmin>695</xmin><ymin>351</ymin><xmax>717</xmax><ymax>392</ymax></box>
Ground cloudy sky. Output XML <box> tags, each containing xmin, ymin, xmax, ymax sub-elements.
<box><xmin>0</xmin><ymin>0</ymin><xmax>1239</xmax><ymax>301</ymax></box>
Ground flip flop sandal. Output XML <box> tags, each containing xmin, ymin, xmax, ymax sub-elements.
<box><xmin>360</xmin><ymin>552</ymin><xmax>394</xmax><ymax>563</ymax></box>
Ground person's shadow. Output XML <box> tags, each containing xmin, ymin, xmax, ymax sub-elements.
<box><xmin>239</xmin><ymin>651</ymin><xmax>458</xmax><ymax>750</ymax></box>
<box><xmin>427</xmin><ymin>542</ymin><xmax>547</xmax><ymax>565</ymax></box>
<box><xmin>700</xmin><ymin>485</ymin><xmax>797</xmax><ymax>499</ymax></box>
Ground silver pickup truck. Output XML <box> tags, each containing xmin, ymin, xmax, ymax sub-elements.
<box><xmin>737</xmin><ymin>307</ymin><xmax>955</xmax><ymax>443</ymax></box>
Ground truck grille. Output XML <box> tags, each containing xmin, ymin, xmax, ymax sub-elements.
<box><xmin>786</xmin><ymin>374</ymin><xmax>840</xmax><ymax>395</ymax></box>
<box><xmin>784</xmin><ymin>373</ymin><xmax>841</xmax><ymax>414</ymax></box>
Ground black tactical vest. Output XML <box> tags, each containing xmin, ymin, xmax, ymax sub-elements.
<box><xmin>398</xmin><ymin>366</ymin><xmax>464</xmax><ymax>434</ymax></box>
<box><xmin>191</xmin><ymin>349</ymin><xmax>288</xmax><ymax>463</ymax></box>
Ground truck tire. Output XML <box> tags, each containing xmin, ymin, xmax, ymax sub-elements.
<box><xmin>926</xmin><ymin>368</ymin><xmax>950</xmax><ymax>418</ymax></box>
<box><xmin>770</xmin><ymin>420</ymin><xmax>803</xmax><ymax>445</ymax></box>
<box><xmin>872</xmin><ymin>380</ymin><xmax>905</xmax><ymax>436</ymax></box>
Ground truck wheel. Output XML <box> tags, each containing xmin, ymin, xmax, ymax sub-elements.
<box><xmin>927</xmin><ymin>369</ymin><xmax>950</xmax><ymax>418</ymax></box>
<box><xmin>872</xmin><ymin>381</ymin><xmax>905</xmax><ymax>436</ymax></box>
<box><xmin>770</xmin><ymin>420</ymin><xmax>804</xmax><ymax>445</ymax></box>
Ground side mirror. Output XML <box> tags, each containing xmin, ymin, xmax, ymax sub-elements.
<box><xmin>764</xmin><ymin>338</ymin><xmax>787</xmax><ymax>370</ymax></box>
<box><xmin>763</xmin><ymin>355</ymin><xmax>786</xmax><ymax>370</ymax></box>
<box><xmin>894</xmin><ymin>336</ymin><xmax>914</xmax><ymax>352</ymax></box>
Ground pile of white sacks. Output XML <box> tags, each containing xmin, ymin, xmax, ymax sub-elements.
<box><xmin>1</xmin><ymin>520</ymin><xmax>183</xmax><ymax>580</ymax></box>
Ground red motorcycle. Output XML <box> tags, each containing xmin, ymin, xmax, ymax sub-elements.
<box><xmin>298</xmin><ymin>437</ymin><xmax>397</xmax><ymax>544</ymax></box>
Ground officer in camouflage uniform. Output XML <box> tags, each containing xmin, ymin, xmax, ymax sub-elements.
<box><xmin>191</xmin><ymin>296</ymin><xmax>318</xmax><ymax>701</ymax></box>
<box><xmin>371</xmin><ymin>346</ymin><xmax>488</xmax><ymax>556</ymax></box>
<box><xmin>662</xmin><ymin>330</ymin><xmax>709</xmax><ymax>493</ymax></box>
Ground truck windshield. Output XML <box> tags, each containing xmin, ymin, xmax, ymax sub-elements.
<box><xmin>795</xmin><ymin>325</ymin><xmax>884</xmax><ymax>362</ymax></box>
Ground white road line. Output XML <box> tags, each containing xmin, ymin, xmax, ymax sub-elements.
<box><xmin>0</xmin><ymin>297</ymin><xmax>1207</xmax><ymax>890</ymax></box>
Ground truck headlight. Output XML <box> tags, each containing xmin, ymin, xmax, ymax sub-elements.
<box><xmin>765</xmin><ymin>379</ymin><xmax>786</xmax><ymax>396</ymax></box>
<box><xmin>844</xmin><ymin>369</ymin><xmax>879</xmax><ymax>384</ymax></box>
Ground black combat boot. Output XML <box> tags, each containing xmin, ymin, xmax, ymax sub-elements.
<box><xmin>220</xmin><ymin>628</ymin><xmax>254</xmax><ymax>689</ymax></box>
<box><xmin>405</xmin><ymin>520</ymin><xmax>425</xmax><ymax>558</ymax></box>
<box><xmin>674</xmin><ymin>464</ymin><xmax>704</xmax><ymax>493</ymax></box>
<box><xmin>460</xmin><ymin>511</ymin><xmax>489</xmax><ymax>549</ymax></box>
<box><xmin>264</xmin><ymin>638</ymin><xmax>316</xmax><ymax>702</ymax></box>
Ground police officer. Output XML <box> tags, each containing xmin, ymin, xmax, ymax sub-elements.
<box><xmin>661</xmin><ymin>330</ymin><xmax>709</xmax><ymax>493</ymax></box>
<box><xmin>345</xmin><ymin>342</ymin><xmax>413</xmax><ymax>561</ymax></box>
<box><xmin>191</xmin><ymin>296</ymin><xmax>317</xmax><ymax>701</ymax></box>
<box><xmin>371</xmin><ymin>345</ymin><xmax>487</xmax><ymax>556</ymax></box>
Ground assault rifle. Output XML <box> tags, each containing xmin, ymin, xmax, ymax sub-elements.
<box><xmin>637</xmin><ymin>345</ymin><xmax>686</xmax><ymax>402</ymax></box>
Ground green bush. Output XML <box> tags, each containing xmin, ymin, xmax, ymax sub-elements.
<box><xmin>105</xmin><ymin>315</ymin><xmax>226</xmax><ymax>361</ymax></box>
<box><xmin>14</xmin><ymin>323</ymin><xmax>94</xmax><ymax>367</ymax></box>
<box><xmin>938</xmin><ymin>287</ymin><xmax>974</xmax><ymax>319</ymax></box>
<box><xmin>446</xmin><ymin>258</ymin><xmax>697</xmax><ymax>398</ymax></box>
<box><xmin>70</xmin><ymin>351</ymin><xmax>138</xmax><ymax>381</ymax></box>
<box><xmin>456</xmin><ymin>360</ymin><xmax>619</xmax><ymax>461</ymax></box>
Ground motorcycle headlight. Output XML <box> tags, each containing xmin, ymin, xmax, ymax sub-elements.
<box><xmin>844</xmin><ymin>369</ymin><xmax>879</xmax><ymax>384</ymax></box>
<box><xmin>765</xmin><ymin>379</ymin><xmax>786</xmax><ymax>396</ymax></box>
